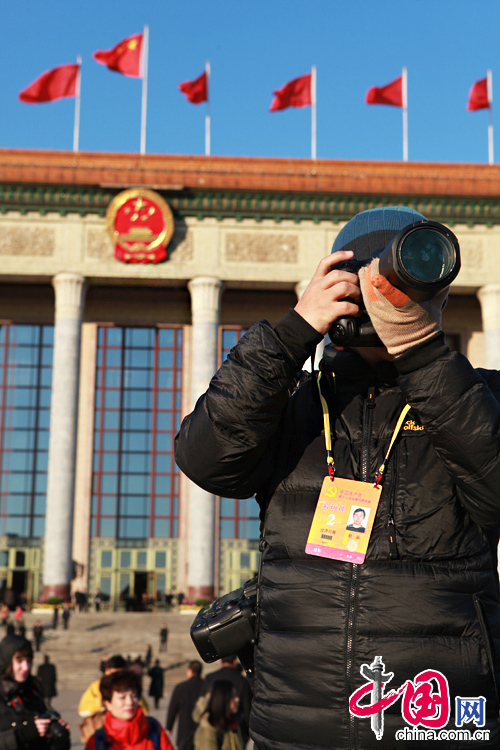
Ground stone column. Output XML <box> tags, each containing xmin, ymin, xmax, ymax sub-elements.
<box><xmin>71</xmin><ymin>323</ymin><xmax>98</xmax><ymax>596</ymax></box>
<box><xmin>295</xmin><ymin>280</ymin><xmax>325</xmax><ymax>370</ymax></box>
<box><xmin>42</xmin><ymin>273</ymin><xmax>86</xmax><ymax>601</ymax></box>
<box><xmin>477</xmin><ymin>285</ymin><xmax>500</xmax><ymax>369</ymax></box>
<box><xmin>186</xmin><ymin>277</ymin><xmax>222</xmax><ymax>601</ymax></box>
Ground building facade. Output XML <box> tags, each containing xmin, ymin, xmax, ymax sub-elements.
<box><xmin>0</xmin><ymin>149</ymin><xmax>499</xmax><ymax>608</ymax></box>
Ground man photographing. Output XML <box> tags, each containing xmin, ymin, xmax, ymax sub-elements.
<box><xmin>176</xmin><ymin>207</ymin><xmax>500</xmax><ymax>749</ymax></box>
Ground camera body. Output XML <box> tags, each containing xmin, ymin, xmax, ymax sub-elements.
<box><xmin>190</xmin><ymin>577</ymin><xmax>257</xmax><ymax>675</ymax></box>
<box><xmin>39</xmin><ymin>709</ymin><xmax>71</xmax><ymax>750</ymax></box>
<box><xmin>328</xmin><ymin>257</ymin><xmax>383</xmax><ymax>347</ymax></box>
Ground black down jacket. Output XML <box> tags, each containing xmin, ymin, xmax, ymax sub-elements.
<box><xmin>175</xmin><ymin>309</ymin><xmax>500</xmax><ymax>750</ymax></box>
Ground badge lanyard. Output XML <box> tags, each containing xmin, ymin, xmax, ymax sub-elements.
<box><xmin>316</xmin><ymin>370</ymin><xmax>411</xmax><ymax>488</ymax></box>
<box><xmin>307</xmin><ymin>372</ymin><xmax>412</xmax><ymax>564</ymax></box>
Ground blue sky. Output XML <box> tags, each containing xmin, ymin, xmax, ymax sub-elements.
<box><xmin>2</xmin><ymin>1</ymin><xmax>498</xmax><ymax>163</ymax></box>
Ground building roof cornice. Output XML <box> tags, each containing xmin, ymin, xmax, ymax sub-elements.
<box><xmin>1</xmin><ymin>149</ymin><xmax>500</xmax><ymax>195</ymax></box>
<box><xmin>1</xmin><ymin>149</ymin><xmax>500</xmax><ymax>225</ymax></box>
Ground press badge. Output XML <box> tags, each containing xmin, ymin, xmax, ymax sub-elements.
<box><xmin>305</xmin><ymin>477</ymin><xmax>382</xmax><ymax>564</ymax></box>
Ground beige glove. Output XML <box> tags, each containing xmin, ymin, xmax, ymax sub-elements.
<box><xmin>358</xmin><ymin>257</ymin><xmax>449</xmax><ymax>357</ymax></box>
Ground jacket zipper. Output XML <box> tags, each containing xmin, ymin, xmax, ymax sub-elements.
<box><xmin>388</xmin><ymin>445</ymin><xmax>399</xmax><ymax>559</ymax></box>
<box><xmin>360</xmin><ymin>386</ymin><xmax>376</xmax><ymax>482</ymax></box>
<box><xmin>347</xmin><ymin>386</ymin><xmax>376</xmax><ymax>750</ymax></box>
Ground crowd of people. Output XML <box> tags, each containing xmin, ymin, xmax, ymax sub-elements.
<box><xmin>0</xmin><ymin>624</ymin><xmax>253</xmax><ymax>750</ymax></box>
<box><xmin>77</xmin><ymin>650</ymin><xmax>252</xmax><ymax>750</ymax></box>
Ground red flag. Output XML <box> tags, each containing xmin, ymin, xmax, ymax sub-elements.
<box><xmin>179</xmin><ymin>71</ymin><xmax>208</xmax><ymax>104</ymax></box>
<box><xmin>366</xmin><ymin>75</ymin><xmax>403</xmax><ymax>107</ymax></box>
<box><xmin>19</xmin><ymin>64</ymin><xmax>79</xmax><ymax>104</ymax></box>
<box><xmin>270</xmin><ymin>73</ymin><xmax>312</xmax><ymax>112</ymax></box>
<box><xmin>467</xmin><ymin>77</ymin><xmax>490</xmax><ymax>111</ymax></box>
<box><xmin>93</xmin><ymin>33</ymin><xmax>143</xmax><ymax>78</ymax></box>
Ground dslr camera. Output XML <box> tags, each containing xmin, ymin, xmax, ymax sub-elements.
<box><xmin>329</xmin><ymin>219</ymin><xmax>461</xmax><ymax>347</ymax></box>
<box><xmin>39</xmin><ymin>708</ymin><xmax>71</xmax><ymax>750</ymax></box>
<box><xmin>190</xmin><ymin>577</ymin><xmax>257</xmax><ymax>678</ymax></box>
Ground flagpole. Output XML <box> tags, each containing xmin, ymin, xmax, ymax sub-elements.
<box><xmin>205</xmin><ymin>61</ymin><xmax>211</xmax><ymax>156</ymax></box>
<box><xmin>73</xmin><ymin>56</ymin><xmax>82</xmax><ymax>153</ymax></box>
<box><xmin>140</xmin><ymin>24</ymin><xmax>149</xmax><ymax>156</ymax></box>
<box><xmin>487</xmin><ymin>68</ymin><xmax>494</xmax><ymax>165</ymax></box>
<box><xmin>402</xmin><ymin>66</ymin><xmax>408</xmax><ymax>162</ymax></box>
<box><xmin>311</xmin><ymin>65</ymin><xmax>317</xmax><ymax>160</ymax></box>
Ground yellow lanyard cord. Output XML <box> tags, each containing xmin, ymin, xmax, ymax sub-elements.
<box><xmin>317</xmin><ymin>369</ymin><xmax>335</xmax><ymax>478</ymax></box>
<box><xmin>317</xmin><ymin>370</ymin><xmax>411</xmax><ymax>487</ymax></box>
<box><xmin>374</xmin><ymin>403</ymin><xmax>411</xmax><ymax>487</ymax></box>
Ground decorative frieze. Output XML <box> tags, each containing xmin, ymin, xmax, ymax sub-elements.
<box><xmin>86</xmin><ymin>227</ymin><xmax>110</xmax><ymax>259</ymax></box>
<box><xmin>225</xmin><ymin>232</ymin><xmax>298</xmax><ymax>263</ymax></box>
<box><xmin>0</xmin><ymin>226</ymin><xmax>54</xmax><ymax>256</ymax></box>
<box><xmin>459</xmin><ymin>238</ymin><xmax>485</xmax><ymax>269</ymax></box>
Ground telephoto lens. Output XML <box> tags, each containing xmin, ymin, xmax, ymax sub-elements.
<box><xmin>377</xmin><ymin>220</ymin><xmax>460</xmax><ymax>301</ymax></box>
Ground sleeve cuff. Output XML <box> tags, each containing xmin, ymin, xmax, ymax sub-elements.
<box><xmin>274</xmin><ymin>309</ymin><xmax>324</xmax><ymax>369</ymax></box>
<box><xmin>394</xmin><ymin>331</ymin><xmax>450</xmax><ymax>375</ymax></box>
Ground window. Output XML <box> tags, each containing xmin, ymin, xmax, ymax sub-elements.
<box><xmin>92</xmin><ymin>326</ymin><xmax>182</xmax><ymax>540</ymax></box>
<box><xmin>155</xmin><ymin>551</ymin><xmax>166</xmax><ymax>568</ymax></box>
<box><xmin>220</xmin><ymin>496</ymin><xmax>260</xmax><ymax>540</ymax></box>
<box><xmin>120</xmin><ymin>551</ymin><xmax>131</xmax><ymax>568</ymax></box>
<box><xmin>219</xmin><ymin>328</ymin><xmax>246</xmax><ymax>366</ymax></box>
<box><xmin>101</xmin><ymin>550</ymin><xmax>112</xmax><ymax>568</ymax></box>
<box><xmin>0</xmin><ymin>324</ymin><xmax>53</xmax><ymax>538</ymax></box>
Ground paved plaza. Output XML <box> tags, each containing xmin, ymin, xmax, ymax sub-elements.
<box><xmin>19</xmin><ymin>608</ymin><xmax>211</xmax><ymax>749</ymax></box>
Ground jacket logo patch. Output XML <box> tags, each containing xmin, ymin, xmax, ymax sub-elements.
<box><xmin>403</xmin><ymin>418</ymin><xmax>424</xmax><ymax>432</ymax></box>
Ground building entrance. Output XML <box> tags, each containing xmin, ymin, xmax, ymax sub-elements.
<box><xmin>133</xmin><ymin>571</ymin><xmax>148</xmax><ymax>610</ymax></box>
<box><xmin>90</xmin><ymin>541</ymin><xmax>177</xmax><ymax>611</ymax></box>
<box><xmin>11</xmin><ymin>571</ymin><xmax>27</xmax><ymax>600</ymax></box>
<box><xmin>0</xmin><ymin>544</ymin><xmax>41</xmax><ymax>608</ymax></box>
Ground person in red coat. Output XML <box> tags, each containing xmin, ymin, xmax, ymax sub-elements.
<box><xmin>85</xmin><ymin>670</ymin><xmax>173</xmax><ymax>750</ymax></box>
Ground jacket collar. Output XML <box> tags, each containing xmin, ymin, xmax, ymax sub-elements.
<box><xmin>322</xmin><ymin>345</ymin><xmax>398</xmax><ymax>388</ymax></box>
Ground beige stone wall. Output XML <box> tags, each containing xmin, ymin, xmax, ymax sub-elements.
<box><xmin>0</xmin><ymin>212</ymin><xmax>497</xmax><ymax>299</ymax></box>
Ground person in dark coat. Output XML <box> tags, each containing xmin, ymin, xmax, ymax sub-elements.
<box><xmin>176</xmin><ymin>206</ymin><xmax>500</xmax><ymax>749</ymax></box>
<box><xmin>51</xmin><ymin>605</ymin><xmax>58</xmax><ymax>630</ymax></box>
<box><xmin>61</xmin><ymin>605</ymin><xmax>70</xmax><ymax>630</ymax></box>
<box><xmin>0</xmin><ymin>634</ymin><xmax>69</xmax><ymax>749</ymax></box>
<box><xmin>148</xmin><ymin>658</ymin><xmax>164</xmax><ymax>709</ymax></box>
<box><xmin>166</xmin><ymin>660</ymin><xmax>203</xmax><ymax>747</ymax></box>
<box><xmin>159</xmin><ymin>623</ymin><xmax>168</xmax><ymax>652</ymax></box>
<box><xmin>36</xmin><ymin>654</ymin><xmax>57</xmax><ymax>706</ymax></box>
<box><xmin>203</xmin><ymin>656</ymin><xmax>252</xmax><ymax>745</ymax></box>
<box><xmin>144</xmin><ymin>643</ymin><xmax>152</xmax><ymax>669</ymax></box>
<box><xmin>33</xmin><ymin>620</ymin><xmax>43</xmax><ymax>652</ymax></box>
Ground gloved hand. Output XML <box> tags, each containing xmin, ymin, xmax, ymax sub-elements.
<box><xmin>358</xmin><ymin>257</ymin><xmax>449</xmax><ymax>357</ymax></box>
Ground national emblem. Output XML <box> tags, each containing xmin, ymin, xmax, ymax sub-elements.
<box><xmin>106</xmin><ymin>188</ymin><xmax>174</xmax><ymax>263</ymax></box>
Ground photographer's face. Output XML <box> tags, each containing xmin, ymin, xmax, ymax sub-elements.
<box><xmin>12</xmin><ymin>653</ymin><xmax>31</xmax><ymax>682</ymax></box>
<box><xmin>104</xmin><ymin>689</ymin><xmax>139</xmax><ymax>721</ymax></box>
